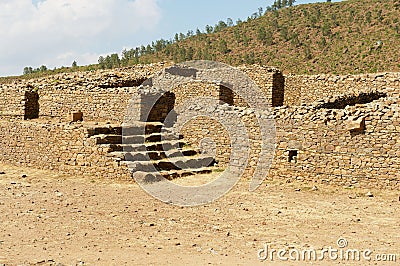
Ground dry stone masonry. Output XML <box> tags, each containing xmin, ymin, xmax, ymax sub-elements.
<box><xmin>285</xmin><ymin>72</ymin><xmax>400</xmax><ymax>106</ymax></box>
<box><xmin>0</xmin><ymin>62</ymin><xmax>399</xmax><ymax>189</ymax></box>
<box><xmin>0</xmin><ymin>63</ymin><xmax>169</xmax><ymax>122</ymax></box>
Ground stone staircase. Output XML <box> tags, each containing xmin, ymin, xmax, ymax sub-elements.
<box><xmin>88</xmin><ymin>122</ymin><xmax>216</xmax><ymax>180</ymax></box>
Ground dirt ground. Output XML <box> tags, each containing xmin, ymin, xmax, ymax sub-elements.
<box><xmin>0</xmin><ymin>163</ymin><xmax>398</xmax><ymax>266</ymax></box>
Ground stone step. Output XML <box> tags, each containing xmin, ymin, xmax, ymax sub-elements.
<box><xmin>159</xmin><ymin>167</ymin><xmax>214</xmax><ymax>180</ymax></box>
<box><xmin>88</xmin><ymin>126</ymin><xmax>122</xmax><ymax>136</ymax></box>
<box><xmin>132</xmin><ymin>167</ymin><xmax>215</xmax><ymax>183</ymax></box>
<box><xmin>121</xmin><ymin>144</ymin><xmax>147</xmax><ymax>152</ymax></box>
<box><xmin>166</xmin><ymin>149</ymin><xmax>198</xmax><ymax>157</ymax></box>
<box><xmin>155</xmin><ymin>156</ymin><xmax>216</xmax><ymax>171</ymax></box>
<box><xmin>122</xmin><ymin>122</ymin><xmax>173</xmax><ymax>135</ymax></box>
<box><xmin>109</xmin><ymin>151</ymin><xmax>160</xmax><ymax>161</ymax></box>
<box><xmin>98</xmin><ymin>144</ymin><xmax>123</xmax><ymax>153</ymax></box>
<box><xmin>93</xmin><ymin>134</ymin><xmax>122</xmax><ymax>145</ymax></box>
<box><xmin>191</xmin><ymin>167</ymin><xmax>214</xmax><ymax>175</ymax></box>
<box><xmin>145</xmin><ymin>140</ymin><xmax>186</xmax><ymax>152</ymax></box>
<box><xmin>120</xmin><ymin>140</ymin><xmax>188</xmax><ymax>153</ymax></box>
<box><xmin>122</xmin><ymin>135</ymin><xmax>145</xmax><ymax>144</ymax></box>
<box><xmin>145</xmin><ymin>133</ymin><xmax>183</xmax><ymax>143</ymax></box>
<box><xmin>122</xmin><ymin>133</ymin><xmax>182</xmax><ymax>144</ymax></box>
<box><xmin>110</xmin><ymin>146</ymin><xmax>202</xmax><ymax>162</ymax></box>
<box><xmin>121</xmin><ymin>161</ymin><xmax>157</xmax><ymax>172</ymax></box>
<box><xmin>153</xmin><ymin>149</ymin><xmax>200</xmax><ymax>160</ymax></box>
<box><xmin>122</xmin><ymin>155</ymin><xmax>215</xmax><ymax>171</ymax></box>
<box><xmin>107</xmin><ymin>152</ymin><xmax>126</xmax><ymax>161</ymax></box>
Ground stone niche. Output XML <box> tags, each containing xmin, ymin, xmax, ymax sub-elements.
<box><xmin>126</xmin><ymin>86</ymin><xmax>176</xmax><ymax>124</ymax></box>
<box><xmin>69</xmin><ymin>111</ymin><xmax>84</xmax><ymax>122</ymax></box>
<box><xmin>24</xmin><ymin>90</ymin><xmax>39</xmax><ymax>120</ymax></box>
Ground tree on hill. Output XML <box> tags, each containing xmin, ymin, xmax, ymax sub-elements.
<box><xmin>98</xmin><ymin>56</ymin><xmax>105</xmax><ymax>69</ymax></box>
<box><xmin>23</xmin><ymin>67</ymin><xmax>33</xmax><ymax>75</ymax></box>
<box><xmin>219</xmin><ymin>39</ymin><xmax>230</xmax><ymax>54</ymax></box>
<box><xmin>205</xmin><ymin>25</ymin><xmax>213</xmax><ymax>34</ymax></box>
<box><xmin>22</xmin><ymin>65</ymin><xmax>48</xmax><ymax>75</ymax></box>
<box><xmin>87</xmin><ymin>0</ymin><xmax>400</xmax><ymax>76</ymax></box>
<box><xmin>271</xmin><ymin>0</ymin><xmax>296</xmax><ymax>10</ymax></box>
<box><xmin>227</xmin><ymin>18</ymin><xmax>234</xmax><ymax>27</ymax></box>
<box><xmin>214</xmin><ymin>21</ymin><xmax>228</xmax><ymax>33</ymax></box>
<box><xmin>98</xmin><ymin>54</ymin><xmax>120</xmax><ymax>69</ymax></box>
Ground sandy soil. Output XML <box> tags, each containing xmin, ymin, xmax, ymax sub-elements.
<box><xmin>0</xmin><ymin>163</ymin><xmax>398</xmax><ymax>265</ymax></box>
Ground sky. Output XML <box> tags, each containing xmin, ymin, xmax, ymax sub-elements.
<box><xmin>0</xmin><ymin>0</ymin><xmax>341</xmax><ymax>77</ymax></box>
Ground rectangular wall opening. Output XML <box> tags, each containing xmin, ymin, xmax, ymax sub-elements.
<box><xmin>219</xmin><ymin>85</ymin><xmax>234</xmax><ymax>106</ymax></box>
<box><xmin>24</xmin><ymin>91</ymin><xmax>39</xmax><ymax>120</ymax></box>
<box><xmin>288</xmin><ymin>150</ymin><xmax>298</xmax><ymax>163</ymax></box>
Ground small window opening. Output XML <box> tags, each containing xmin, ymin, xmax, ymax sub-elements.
<box><xmin>288</xmin><ymin>150</ymin><xmax>298</xmax><ymax>163</ymax></box>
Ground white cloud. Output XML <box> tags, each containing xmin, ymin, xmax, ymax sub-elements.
<box><xmin>0</xmin><ymin>0</ymin><xmax>162</xmax><ymax>76</ymax></box>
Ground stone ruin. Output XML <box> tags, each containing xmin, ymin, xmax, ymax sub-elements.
<box><xmin>0</xmin><ymin>61</ymin><xmax>399</xmax><ymax>189</ymax></box>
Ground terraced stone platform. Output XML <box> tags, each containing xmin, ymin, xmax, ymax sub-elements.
<box><xmin>89</xmin><ymin>122</ymin><xmax>217</xmax><ymax>180</ymax></box>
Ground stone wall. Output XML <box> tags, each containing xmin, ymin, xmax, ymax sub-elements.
<box><xmin>238</xmin><ymin>65</ymin><xmax>285</xmax><ymax>107</ymax></box>
<box><xmin>171</xmin><ymin>81</ymin><xmax>221</xmax><ymax>106</ymax></box>
<box><xmin>1</xmin><ymin>63</ymin><xmax>283</xmax><ymax>122</ymax></box>
<box><xmin>173</xmin><ymin>84</ymin><xmax>400</xmax><ymax>189</ymax></box>
<box><xmin>0</xmin><ymin>85</ymin><xmax>26</xmax><ymax>119</ymax></box>
<box><xmin>180</xmin><ymin>116</ymin><xmax>232</xmax><ymax>166</ymax></box>
<box><xmin>38</xmin><ymin>87</ymin><xmax>134</xmax><ymax>122</ymax></box>
<box><xmin>176</xmin><ymin>103</ymin><xmax>264</xmax><ymax>179</ymax></box>
<box><xmin>31</xmin><ymin>64</ymin><xmax>167</xmax><ymax>122</ymax></box>
<box><xmin>270</xmin><ymin>98</ymin><xmax>400</xmax><ymax>189</ymax></box>
<box><xmin>0</xmin><ymin>63</ymin><xmax>168</xmax><ymax>122</ymax></box>
<box><xmin>1</xmin><ymin>63</ymin><xmax>399</xmax><ymax>189</ymax></box>
<box><xmin>170</xmin><ymin>81</ymin><xmax>250</xmax><ymax>108</ymax></box>
<box><xmin>153</xmin><ymin>64</ymin><xmax>284</xmax><ymax>109</ymax></box>
<box><xmin>285</xmin><ymin>72</ymin><xmax>400</xmax><ymax>106</ymax></box>
<box><xmin>0</xmin><ymin>120</ymin><xmax>131</xmax><ymax>179</ymax></box>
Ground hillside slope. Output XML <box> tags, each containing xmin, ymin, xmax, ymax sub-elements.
<box><xmin>138</xmin><ymin>0</ymin><xmax>400</xmax><ymax>74</ymax></box>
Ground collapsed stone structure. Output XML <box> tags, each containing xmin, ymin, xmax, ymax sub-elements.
<box><xmin>0</xmin><ymin>62</ymin><xmax>399</xmax><ymax>189</ymax></box>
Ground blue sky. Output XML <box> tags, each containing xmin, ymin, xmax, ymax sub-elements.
<box><xmin>0</xmin><ymin>0</ymin><xmax>340</xmax><ymax>76</ymax></box>
<box><xmin>153</xmin><ymin>0</ymin><xmax>339</xmax><ymax>43</ymax></box>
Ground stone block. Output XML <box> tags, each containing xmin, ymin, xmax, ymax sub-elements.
<box><xmin>345</xmin><ymin>116</ymin><xmax>365</xmax><ymax>131</ymax></box>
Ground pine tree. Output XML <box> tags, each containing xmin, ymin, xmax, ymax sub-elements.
<box><xmin>98</xmin><ymin>56</ymin><xmax>105</xmax><ymax>69</ymax></box>
<box><xmin>257</xmin><ymin>27</ymin><xmax>267</xmax><ymax>42</ymax></box>
<box><xmin>219</xmin><ymin>40</ymin><xmax>229</xmax><ymax>54</ymax></box>
<box><xmin>187</xmin><ymin>47</ymin><xmax>194</xmax><ymax>60</ymax></box>
<box><xmin>258</xmin><ymin>7</ymin><xmax>264</xmax><ymax>16</ymax></box>
<box><xmin>205</xmin><ymin>25</ymin><xmax>213</xmax><ymax>34</ymax></box>
<box><xmin>23</xmin><ymin>67</ymin><xmax>32</xmax><ymax>75</ymax></box>
<box><xmin>227</xmin><ymin>18</ymin><xmax>234</xmax><ymax>27</ymax></box>
<box><xmin>277</xmin><ymin>0</ymin><xmax>282</xmax><ymax>9</ymax></box>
